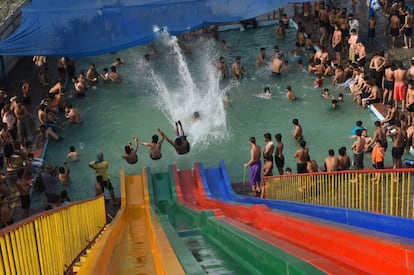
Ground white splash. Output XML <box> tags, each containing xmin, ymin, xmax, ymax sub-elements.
<box><xmin>145</xmin><ymin>31</ymin><xmax>229</xmax><ymax>148</ymax></box>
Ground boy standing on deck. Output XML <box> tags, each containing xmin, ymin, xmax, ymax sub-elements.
<box><xmin>244</xmin><ymin>137</ymin><xmax>261</xmax><ymax>195</ymax></box>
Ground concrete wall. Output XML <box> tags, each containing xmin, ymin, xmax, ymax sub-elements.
<box><xmin>0</xmin><ymin>0</ymin><xmax>30</xmax><ymax>78</ymax></box>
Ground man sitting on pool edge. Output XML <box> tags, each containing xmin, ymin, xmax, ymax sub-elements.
<box><xmin>159</xmin><ymin>121</ymin><xmax>190</xmax><ymax>155</ymax></box>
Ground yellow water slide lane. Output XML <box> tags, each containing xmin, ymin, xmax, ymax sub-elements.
<box><xmin>76</xmin><ymin>169</ymin><xmax>184</xmax><ymax>275</ymax></box>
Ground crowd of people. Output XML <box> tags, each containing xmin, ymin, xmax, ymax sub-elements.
<box><xmin>1</xmin><ymin>0</ymin><xmax>414</xmax><ymax>224</ymax></box>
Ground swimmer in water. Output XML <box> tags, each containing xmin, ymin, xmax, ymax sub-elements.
<box><xmin>224</xmin><ymin>93</ymin><xmax>232</xmax><ymax>107</ymax></box>
<box><xmin>286</xmin><ymin>85</ymin><xmax>296</xmax><ymax>101</ymax></box>
<box><xmin>263</xmin><ymin>87</ymin><xmax>272</xmax><ymax>99</ymax></box>
<box><xmin>192</xmin><ymin>111</ymin><xmax>200</xmax><ymax>122</ymax></box>
<box><xmin>292</xmin><ymin>118</ymin><xmax>303</xmax><ymax>141</ymax></box>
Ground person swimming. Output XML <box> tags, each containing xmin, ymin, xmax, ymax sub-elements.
<box><xmin>192</xmin><ymin>111</ymin><xmax>200</xmax><ymax>121</ymax></box>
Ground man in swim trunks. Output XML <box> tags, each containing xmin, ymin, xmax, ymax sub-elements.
<box><xmin>159</xmin><ymin>121</ymin><xmax>190</xmax><ymax>155</ymax></box>
<box><xmin>295</xmin><ymin>140</ymin><xmax>309</xmax><ymax>174</ymax></box>
<box><xmin>121</xmin><ymin>135</ymin><xmax>139</xmax><ymax>164</ymax></box>
<box><xmin>351</xmin><ymin>129</ymin><xmax>365</xmax><ymax>170</ymax></box>
<box><xmin>387</xmin><ymin>121</ymin><xmax>405</xmax><ymax>169</ymax></box>
<box><xmin>382</xmin><ymin>63</ymin><xmax>395</xmax><ymax>104</ymax></box>
<box><xmin>263</xmin><ymin>133</ymin><xmax>274</xmax><ymax>159</ymax></box>
<box><xmin>274</xmin><ymin>133</ymin><xmax>284</xmax><ymax>175</ymax></box>
<box><xmin>244</xmin><ymin>137</ymin><xmax>262</xmax><ymax>194</ymax></box>
<box><xmin>389</xmin><ymin>14</ymin><xmax>400</xmax><ymax>49</ymax></box>
<box><xmin>139</xmin><ymin>128</ymin><xmax>165</xmax><ymax>160</ymax></box>
<box><xmin>400</xmin><ymin>9</ymin><xmax>412</xmax><ymax>49</ymax></box>
<box><xmin>231</xmin><ymin>56</ymin><xmax>245</xmax><ymax>80</ymax></box>
<box><xmin>16</xmin><ymin>169</ymin><xmax>31</xmax><ymax>218</ymax></box>
<box><xmin>292</xmin><ymin>118</ymin><xmax>303</xmax><ymax>141</ymax></box>
<box><xmin>332</xmin><ymin>24</ymin><xmax>342</xmax><ymax>65</ymax></box>
<box><xmin>272</xmin><ymin>53</ymin><xmax>283</xmax><ymax>76</ymax></box>
<box><xmin>406</xmin><ymin>81</ymin><xmax>414</xmax><ymax>125</ymax></box>
<box><xmin>394</xmin><ymin>62</ymin><xmax>406</xmax><ymax>112</ymax></box>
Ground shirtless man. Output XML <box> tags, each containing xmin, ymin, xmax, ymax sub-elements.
<box><xmin>333</xmin><ymin>65</ymin><xmax>346</xmax><ymax>85</ymax></box>
<box><xmin>368</xmin><ymin>121</ymin><xmax>388</xmax><ymax>151</ymax></box>
<box><xmin>322</xmin><ymin>149</ymin><xmax>339</xmax><ymax>172</ymax></box>
<box><xmin>286</xmin><ymin>85</ymin><xmax>297</xmax><ymax>101</ymax></box>
<box><xmin>274</xmin><ymin>133</ymin><xmax>284</xmax><ymax>175</ymax></box>
<box><xmin>159</xmin><ymin>121</ymin><xmax>190</xmax><ymax>155</ymax></box>
<box><xmin>295</xmin><ymin>140</ymin><xmax>309</xmax><ymax>174</ymax></box>
<box><xmin>314</xmin><ymin>46</ymin><xmax>329</xmax><ymax>65</ymax></box>
<box><xmin>332</xmin><ymin>25</ymin><xmax>342</xmax><ymax>65</ymax></box>
<box><xmin>406</xmin><ymin>81</ymin><xmax>414</xmax><ymax>126</ymax></box>
<box><xmin>272</xmin><ymin>53</ymin><xmax>283</xmax><ymax>76</ymax></box>
<box><xmin>74</xmin><ymin>76</ymin><xmax>86</xmax><ymax>97</ymax></box>
<box><xmin>394</xmin><ymin>62</ymin><xmax>406</xmax><ymax>112</ymax></box>
<box><xmin>361</xmin><ymin>81</ymin><xmax>381</xmax><ymax>108</ymax></box>
<box><xmin>121</xmin><ymin>136</ymin><xmax>139</xmax><ymax>164</ymax></box>
<box><xmin>276</xmin><ymin>21</ymin><xmax>285</xmax><ymax>38</ymax></box>
<box><xmin>231</xmin><ymin>56</ymin><xmax>245</xmax><ymax>80</ymax></box>
<box><xmin>33</xmin><ymin>56</ymin><xmax>48</xmax><ymax>85</ymax></box>
<box><xmin>263</xmin><ymin>133</ymin><xmax>274</xmax><ymax>159</ymax></box>
<box><xmin>351</xmin><ymin>129</ymin><xmax>365</xmax><ymax>170</ymax></box>
<box><xmin>382</xmin><ymin>63</ymin><xmax>395</xmax><ymax>104</ymax></box>
<box><xmin>292</xmin><ymin>118</ymin><xmax>303</xmax><ymax>141</ymax></box>
<box><xmin>389</xmin><ymin>14</ymin><xmax>400</xmax><ymax>49</ymax></box>
<box><xmin>139</xmin><ymin>128</ymin><xmax>165</xmax><ymax>160</ymax></box>
<box><xmin>64</xmin><ymin>103</ymin><xmax>82</xmax><ymax>125</ymax></box>
<box><xmin>338</xmin><ymin>146</ymin><xmax>351</xmax><ymax>171</ymax></box>
<box><xmin>387</xmin><ymin>121</ymin><xmax>405</xmax><ymax>169</ymax></box>
<box><xmin>14</xmin><ymin>101</ymin><xmax>29</xmax><ymax>145</ymax></box>
<box><xmin>244</xmin><ymin>136</ymin><xmax>262</xmax><ymax>194</ymax></box>
<box><xmin>16</xmin><ymin>169</ymin><xmax>31</xmax><ymax>218</ymax></box>
<box><xmin>216</xmin><ymin>57</ymin><xmax>229</xmax><ymax>80</ymax></box>
<box><xmin>86</xmin><ymin>63</ymin><xmax>99</xmax><ymax>88</ymax></box>
<box><xmin>255</xmin><ymin>48</ymin><xmax>266</xmax><ymax>68</ymax></box>
<box><xmin>314</xmin><ymin>59</ymin><xmax>325</xmax><ymax>75</ymax></box>
<box><xmin>108</xmin><ymin>66</ymin><xmax>122</xmax><ymax>83</ymax></box>
<box><xmin>407</xmin><ymin>57</ymin><xmax>414</xmax><ymax>81</ymax></box>
<box><xmin>400</xmin><ymin>9</ymin><xmax>412</xmax><ymax>48</ymax></box>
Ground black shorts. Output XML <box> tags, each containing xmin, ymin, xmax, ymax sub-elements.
<box><xmin>408</xmin><ymin>103</ymin><xmax>414</xmax><ymax>112</ymax></box>
<box><xmin>392</xmin><ymin>147</ymin><xmax>404</xmax><ymax>159</ymax></box>
<box><xmin>45</xmin><ymin>193</ymin><xmax>60</xmax><ymax>204</ymax></box>
<box><xmin>20</xmin><ymin>195</ymin><xmax>31</xmax><ymax>209</ymax></box>
<box><xmin>391</xmin><ymin>27</ymin><xmax>399</xmax><ymax>37</ymax></box>
<box><xmin>274</xmin><ymin>155</ymin><xmax>285</xmax><ymax>168</ymax></box>
<box><xmin>374</xmin><ymin>162</ymin><xmax>384</xmax><ymax>169</ymax></box>
<box><xmin>334</xmin><ymin>43</ymin><xmax>342</xmax><ymax>52</ymax></box>
<box><xmin>366</xmin><ymin>98</ymin><xmax>381</xmax><ymax>105</ymax></box>
<box><xmin>405</xmin><ymin>27</ymin><xmax>412</xmax><ymax>36</ymax></box>
<box><xmin>297</xmin><ymin>162</ymin><xmax>307</xmax><ymax>174</ymax></box>
<box><xmin>4</xmin><ymin>143</ymin><xmax>14</xmax><ymax>158</ymax></box>
<box><xmin>101</xmin><ymin>179</ymin><xmax>114</xmax><ymax>192</ymax></box>
<box><xmin>353</xmin><ymin>152</ymin><xmax>364</xmax><ymax>169</ymax></box>
<box><xmin>341</xmin><ymin>28</ymin><xmax>349</xmax><ymax>37</ymax></box>
<box><xmin>384</xmin><ymin>80</ymin><xmax>394</xmax><ymax>90</ymax></box>
<box><xmin>368</xmin><ymin>28</ymin><xmax>376</xmax><ymax>38</ymax></box>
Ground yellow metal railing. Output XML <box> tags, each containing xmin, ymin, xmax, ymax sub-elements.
<box><xmin>264</xmin><ymin>169</ymin><xmax>414</xmax><ymax>218</ymax></box>
<box><xmin>0</xmin><ymin>196</ymin><xmax>106</xmax><ymax>275</ymax></box>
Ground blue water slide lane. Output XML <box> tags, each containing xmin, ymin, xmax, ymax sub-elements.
<box><xmin>198</xmin><ymin>160</ymin><xmax>414</xmax><ymax>241</ymax></box>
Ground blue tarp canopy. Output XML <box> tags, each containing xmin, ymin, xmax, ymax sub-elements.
<box><xmin>0</xmin><ymin>0</ymin><xmax>308</xmax><ymax>57</ymax></box>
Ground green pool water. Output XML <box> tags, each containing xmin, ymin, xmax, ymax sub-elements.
<box><xmin>39</xmin><ymin>26</ymin><xmax>383</xmax><ymax>202</ymax></box>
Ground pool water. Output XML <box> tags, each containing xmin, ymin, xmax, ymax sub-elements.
<box><xmin>40</xmin><ymin>26</ymin><xmax>383</xmax><ymax>202</ymax></box>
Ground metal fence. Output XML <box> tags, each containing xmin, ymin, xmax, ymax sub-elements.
<box><xmin>0</xmin><ymin>0</ymin><xmax>26</xmax><ymax>23</ymax></box>
<box><xmin>264</xmin><ymin>169</ymin><xmax>414</xmax><ymax>218</ymax></box>
<box><xmin>0</xmin><ymin>196</ymin><xmax>106</xmax><ymax>275</ymax></box>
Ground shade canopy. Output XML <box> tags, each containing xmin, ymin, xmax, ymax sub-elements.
<box><xmin>0</xmin><ymin>0</ymin><xmax>308</xmax><ymax>57</ymax></box>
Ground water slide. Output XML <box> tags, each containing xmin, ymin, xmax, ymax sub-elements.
<box><xmin>76</xmin><ymin>170</ymin><xmax>184</xmax><ymax>275</ymax></box>
<box><xmin>172</xmin><ymin>162</ymin><xmax>414</xmax><ymax>274</ymax></box>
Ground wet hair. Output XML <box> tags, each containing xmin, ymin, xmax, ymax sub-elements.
<box><xmin>193</xmin><ymin>111</ymin><xmax>200</xmax><ymax>119</ymax></box>
<box><xmin>249</xmin><ymin>136</ymin><xmax>256</xmax><ymax>144</ymax></box>
<box><xmin>285</xmin><ymin>167</ymin><xmax>292</xmax><ymax>173</ymax></box>
<box><xmin>338</xmin><ymin>146</ymin><xmax>347</xmax><ymax>156</ymax></box>
<box><xmin>300</xmin><ymin>140</ymin><xmax>306</xmax><ymax>148</ymax></box>
<box><xmin>152</xmin><ymin>135</ymin><xmax>159</xmax><ymax>143</ymax></box>
<box><xmin>111</xmin><ymin>66</ymin><xmax>116</xmax><ymax>72</ymax></box>
<box><xmin>103</xmin><ymin>67</ymin><xmax>108</xmax><ymax>72</ymax></box>
<box><xmin>287</xmin><ymin>85</ymin><xmax>292</xmax><ymax>90</ymax></box>
<box><xmin>356</xmin><ymin>120</ymin><xmax>363</xmax><ymax>127</ymax></box>
<box><xmin>264</xmin><ymin>87</ymin><xmax>270</xmax><ymax>92</ymax></box>
<box><xmin>332</xmin><ymin>99</ymin><xmax>337</xmax><ymax>104</ymax></box>
<box><xmin>61</xmin><ymin>190</ymin><xmax>70</xmax><ymax>201</ymax></box>
<box><xmin>275</xmin><ymin>133</ymin><xmax>282</xmax><ymax>141</ymax></box>
<box><xmin>298</xmin><ymin>59</ymin><xmax>303</xmax><ymax>65</ymax></box>
<box><xmin>66</xmin><ymin>103</ymin><xmax>72</xmax><ymax>109</ymax></box>
<box><xmin>355</xmin><ymin>129</ymin><xmax>362</xmax><ymax>137</ymax></box>
<box><xmin>260</xmin><ymin>47</ymin><xmax>265</xmax><ymax>51</ymax></box>
<box><xmin>264</xmin><ymin>133</ymin><xmax>271</xmax><ymax>140</ymax></box>
<box><xmin>59</xmin><ymin>166</ymin><xmax>65</xmax><ymax>173</ymax></box>
<box><xmin>69</xmin><ymin>145</ymin><xmax>75</xmax><ymax>152</ymax></box>
<box><xmin>374</xmin><ymin>121</ymin><xmax>381</xmax><ymax>127</ymax></box>
<box><xmin>292</xmin><ymin>118</ymin><xmax>299</xmax><ymax>125</ymax></box>
<box><xmin>328</xmin><ymin>149</ymin><xmax>334</xmax><ymax>156</ymax></box>
<box><xmin>338</xmin><ymin>93</ymin><xmax>343</xmax><ymax>98</ymax></box>
<box><xmin>124</xmin><ymin>145</ymin><xmax>132</xmax><ymax>154</ymax></box>
<box><xmin>175</xmin><ymin>137</ymin><xmax>182</xmax><ymax>146</ymax></box>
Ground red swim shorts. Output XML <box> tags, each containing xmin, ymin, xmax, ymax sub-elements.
<box><xmin>394</xmin><ymin>81</ymin><xmax>406</xmax><ymax>101</ymax></box>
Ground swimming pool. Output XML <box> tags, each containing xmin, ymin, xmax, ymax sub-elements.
<box><xmin>40</xmin><ymin>26</ymin><xmax>382</xmax><ymax>202</ymax></box>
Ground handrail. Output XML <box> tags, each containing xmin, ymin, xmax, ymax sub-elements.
<box><xmin>0</xmin><ymin>195</ymin><xmax>106</xmax><ymax>275</ymax></box>
<box><xmin>264</xmin><ymin>168</ymin><xmax>414</xmax><ymax>218</ymax></box>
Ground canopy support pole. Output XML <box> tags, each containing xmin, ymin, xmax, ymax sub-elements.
<box><xmin>0</xmin><ymin>56</ymin><xmax>6</xmax><ymax>85</ymax></box>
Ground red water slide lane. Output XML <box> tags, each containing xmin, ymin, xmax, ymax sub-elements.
<box><xmin>172</xmin><ymin>164</ymin><xmax>414</xmax><ymax>275</ymax></box>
